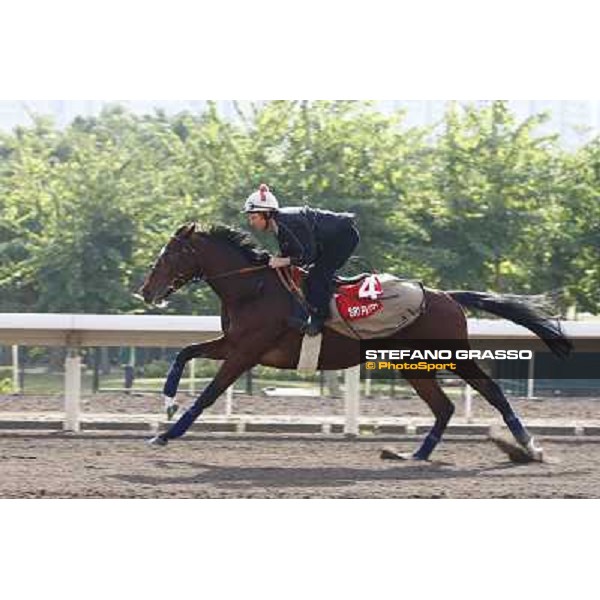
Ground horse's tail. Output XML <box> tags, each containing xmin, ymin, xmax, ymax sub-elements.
<box><xmin>448</xmin><ymin>291</ymin><xmax>573</xmax><ymax>359</ymax></box>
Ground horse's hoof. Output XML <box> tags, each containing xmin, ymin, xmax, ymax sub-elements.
<box><xmin>148</xmin><ymin>435</ymin><xmax>168</xmax><ymax>448</ymax></box>
<box><xmin>380</xmin><ymin>447</ymin><xmax>423</xmax><ymax>461</ymax></box>
<box><xmin>166</xmin><ymin>404</ymin><xmax>179</xmax><ymax>420</ymax></box>
<box><xmin>525</xmin><ymin>438</ymin><xmax>544</xmax><ymax>462</ymax></box>
<box><xmin>489</xmin><ymin>434</ymin><xmax>543</xmax><ymax>464</ymax></box>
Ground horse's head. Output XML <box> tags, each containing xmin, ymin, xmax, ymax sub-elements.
<box><xmin>138</xmin><ymin>222</ymin><xmax>271</xmax><ymax>306</ymax></box>
<box><xmin>138</xmin><ymin>222</ymin><xmax>202</xmax><ymax>305</ymax></box>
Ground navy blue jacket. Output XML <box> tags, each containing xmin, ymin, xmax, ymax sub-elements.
<box><xmin>274</xmin><ymin>206</ymin><xmax>356</xmax><ymax>267</ymax></box>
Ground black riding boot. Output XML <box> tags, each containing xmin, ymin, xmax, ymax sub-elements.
<box><xmin>303</xmin><ymin>225</ymin><xmax>359</xmax><ymax>337</ymax></box>
<box><xmin>305</xmin><ymin>279</ymin><xmax>333</xmax><ymax>337</ymax></box>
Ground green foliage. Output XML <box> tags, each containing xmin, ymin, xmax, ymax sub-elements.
<box><xmin>409</xmin><ymin>101</ymin><xmax>566</xmax><ymax>292</ymax></box>
<box><xmin>0</xmin><ymin>100</ymin><xmax>598</xmax><ymax>316</ymax></box>
<box><xmin>138</xmin><ymin>359</ymin><xmax>172</xmax><ymax>379</ymax></box>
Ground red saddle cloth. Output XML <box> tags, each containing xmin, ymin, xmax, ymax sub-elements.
<box><xmin>288</xmin><ymin>267</ymin><xmax>384</xmax><ymax>321</ymax></box>
<box><xmin>334</xmin><ymin>275</ymin><xmax>384</xmax><ymax>321</ymax></box>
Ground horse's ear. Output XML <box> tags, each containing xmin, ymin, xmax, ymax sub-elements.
<box><xmin>182</xmin><ymin>222</ymin><xmax>196</xmax><ymax>237</ymax></box>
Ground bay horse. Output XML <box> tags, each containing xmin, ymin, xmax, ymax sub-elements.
<box><xmin>138</xmin><ymin>222</ymin><xmax>572</xmax><ymax>461</ymax></box>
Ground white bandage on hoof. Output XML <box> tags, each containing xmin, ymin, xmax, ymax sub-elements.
<box><xmin>164</xmin><ymin>395</ymin><xmax>176</xmax><ymax>409</ymax></box>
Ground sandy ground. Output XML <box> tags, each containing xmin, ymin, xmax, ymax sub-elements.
<box><xmin>1</xmin><ymin>391</ymin><xmax>600</xmax><ymax>498</ymax></box>
<box><xmin>0</xmin><ymin>432</ymin><xmax>598</xmax><ymax>498</ymax></box>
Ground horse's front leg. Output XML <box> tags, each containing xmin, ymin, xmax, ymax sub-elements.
<box><xmin>163</xmin><ymin>337</ymin><xmax>228</xmax><ymax>418</ymax></box>
<box><xmin>150</xmin><ymin>352</ymin><xmax>256</xmax><ymax>446</ymax></box>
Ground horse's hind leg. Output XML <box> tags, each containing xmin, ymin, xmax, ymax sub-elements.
<box><xmin>454</xmin><ymin>360</ymin><xmax>542</xmax><ymax>459</ymax></box>
<box><xmin>404</xmin><ymin>376</ymin><xmax>455</xmax><ymax>460</ymax></box>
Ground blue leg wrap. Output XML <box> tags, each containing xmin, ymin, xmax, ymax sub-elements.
<box><xmin>505</xmin><ymin>415</ymin><xmax>530</xmax><ymax>446</ymax></box>
<box><xmin>164</xmin><ymin>360</ymin><xmax>185</xmax><ymax>398</ymax></box>
<box><xmin>164</xmin><ymin>404</ymin><xmax>203</xmax><ymax>440</ymax></box>
<box><xmin>413</xmin><ymin>432</ymin><xmax>440</xmax><ymax>460</ymax></box>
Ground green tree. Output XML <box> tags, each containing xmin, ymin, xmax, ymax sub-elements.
<box><xmin>414</xmin><ymin>101</ymin><xmax>566</xmax><ymax>294</ymax></box>
<box><xmin>1</xmin><ymin>100</ymin><xmax>598</xmax><ymax>318</ymax></box>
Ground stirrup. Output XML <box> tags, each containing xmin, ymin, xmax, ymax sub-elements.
<box><xmin>305</xmin><ymin>316</ymin><xmax>325</xmax><ymax>337</ymax></box>
<box><xmin>288</xmin><ymin>316</ymin><xmax>309</xmax><ymax>332</ymax></box>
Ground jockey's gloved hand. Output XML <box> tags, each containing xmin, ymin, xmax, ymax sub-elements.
<box><xmin>255</xmin><ymin>252</ymin><xmax>271</xmax><ymax>265</ymax></box>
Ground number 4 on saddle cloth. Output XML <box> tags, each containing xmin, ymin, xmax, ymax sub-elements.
<box><xmin>336</xmin><ymin>275</ymin><xmax>385</xmax><ymax>321</ymax></box>
<box><xmin>285</xmin><ymin>268</ymin><xmax>426</xmax><ymax>339</ymax></box>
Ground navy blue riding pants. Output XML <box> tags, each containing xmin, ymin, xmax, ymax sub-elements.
<box><xmin>305</xmin><ymin>225</ymin><xmax>360</xmax><ymax>318</ymax></box>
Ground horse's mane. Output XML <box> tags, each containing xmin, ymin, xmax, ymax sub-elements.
<box><xmin>194</xmin><ymin>224</ymin><xmax>269</xmax><ymax>264</ymax></box>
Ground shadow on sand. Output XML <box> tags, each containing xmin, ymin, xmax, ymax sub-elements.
<box><xmin>110</xmin><ymin>458</ymin><xmax>589</xmax><ymax>491</ymax></box>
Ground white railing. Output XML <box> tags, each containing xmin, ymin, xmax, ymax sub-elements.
<box><xmin>1</xmin><ymin>314</ymin><xmax>598</xmax><ymax>433</ymax></box>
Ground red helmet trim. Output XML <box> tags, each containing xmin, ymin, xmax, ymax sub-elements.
<box><xmin>259</xmin><ymin>183</ymin><xmax>269</xmax><ymax>202</ymax></box>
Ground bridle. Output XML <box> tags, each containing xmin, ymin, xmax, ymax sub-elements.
<box><xmin>158</xmin><ymin>234</ymin><xmax>269</xmax><ymax>295</ymax></box>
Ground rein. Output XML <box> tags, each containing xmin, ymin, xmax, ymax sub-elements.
<box><xmin>168</xmin><ymin>234</ymin><xmax>269</xmax><ymax>288</ymax></box>
<box><xmin>275</xmin><ymin>266</ymin><xmax>312</xmax><ymax>313</ymax></box>
<box><xmin>160</xmin><ymin>233</ymin><xmax>309</xmax><ymax>315</ymax></box>
<box><xmin>204</xmin><ymin>264</ymin><xmax>269</xmax><ymax>282</ymax></box>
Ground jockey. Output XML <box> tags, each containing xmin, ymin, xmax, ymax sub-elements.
<box><xmin>244</xmin><ymin>183</ymin><xmax>360</xmax><ymax>336</ymax></box>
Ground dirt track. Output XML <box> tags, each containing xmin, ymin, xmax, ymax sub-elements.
<box><xmin>1</xmin><ymin>432</ymin><xmax>599</xmax><ymax>498</ymax></box>
<box><xmin>2</xmin><ymin>391</ymin><xmax>600</xmax><ymax>498</ymax></box>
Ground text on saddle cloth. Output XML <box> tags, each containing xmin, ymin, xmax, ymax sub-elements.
<box><xmin>334</xmin><ymin>275</ymin><xmax>384</xmax><ymax>321</ymax></box>
<box><xmin>327</xmin><ymin>275</ymin><xmax>426</xmax><ymax>339</ymax></box>
<box><xmin>281</xmin><ymin>267</ymin><xmax>425</xmax><ymax>339</ymax></box>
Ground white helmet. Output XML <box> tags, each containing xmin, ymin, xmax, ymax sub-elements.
<box><xmin>243</xmin><ymin>183</ymin><xmax>279</xmax><ymax>213</ymax></box>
